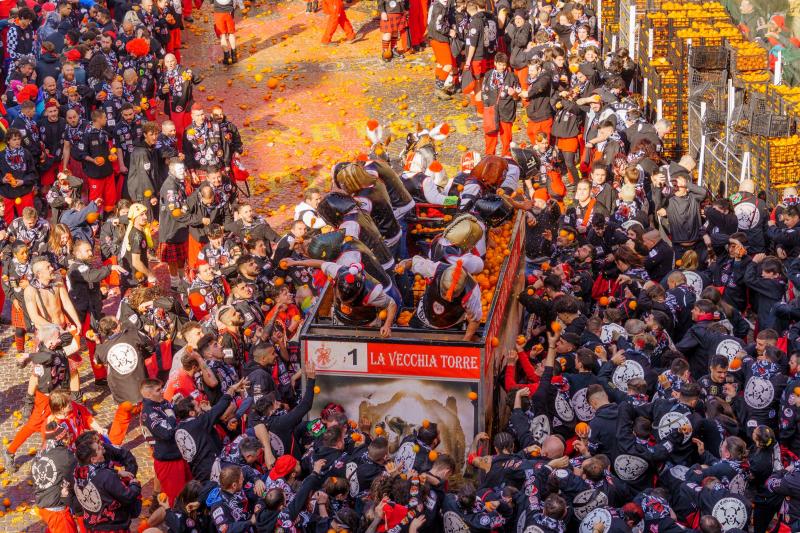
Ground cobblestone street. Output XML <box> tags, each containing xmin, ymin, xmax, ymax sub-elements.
<box><xmin>0</xmin><ymin>0</ymin><xmax>493</xmax><ymax>529</ymax></box>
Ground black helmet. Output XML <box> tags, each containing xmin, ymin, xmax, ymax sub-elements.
<box><xmin>307</xmin><ymin>230</ymin><xmax>345</xmax><ymax>261</ymax></box>
<box><xmin>510</xmin><ymin>146</ymin><xmax>539</xmax><ymax>179</ymax></box>
<box><xmin>317</xmin><ymin>192</ymin><xmax>357</xmax><ymax>227</ymax></box>
<box><xmin>336</xmin><ymin>265</ymin><xmax>365</xmax><ymax>305</ymax></box>
<box><xmin>474</xmin><ymin>194</ymin><xmax>513</xmax><ymax>228</ymax></box>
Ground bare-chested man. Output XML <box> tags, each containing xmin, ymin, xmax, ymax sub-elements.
<box><xmin>25</xmin><ymin>258</ymin><xmax>83</xmax><ymax>396</ymax></box>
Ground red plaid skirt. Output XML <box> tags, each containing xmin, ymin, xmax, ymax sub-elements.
<box><xmin>380</xmin><ymin>13</ymin><xmax>407</xmax><ymax>34</ymax></box>
<box><xmin>11</xmin><ymin>302</ymin><xmax>25</xmax><ymax>329</ymax></box>
<box><xmin>158</xmin><ymin>241</ymin><xmax>188</xmax><ymax>263</ymax></box>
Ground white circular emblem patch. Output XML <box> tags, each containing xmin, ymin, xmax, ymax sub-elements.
<box><xmin>727</xmin><ymin>473</ymin><xmax>747</xmax><ymax>496</ymax></box>
<box><xmin>32</xmin><ymin>456</ymin><xmax>58</xmax><ymax>489</ymax></box>
<box><xmin>658</xmin><ymin>411</ymin><xmax>691</xmax><ymax>443</ymax></box>
<box><xmin>75</xmin><ymin>481</ymin><xmax>103</xmax><ymax>513</ymax></box>
<box><xmin>106</xmin><ymin>342</ymin><xmax>139</xmax><ymax>375</ymax></box>
<box><xmin>734</xmin><ymin>201</ymin><xmax>759</xmax><ymax>229</ymax></box>
<box><xmin>711</xmin><ymin>496</ymin><xmax>748</xmax><ymax>530</ymax></box>
<box><xmin>571</xmin><ymin>388</ymin><xmax>595</xmax><ymax>422</ymax></box>
<box><xmin>346</xmin><ymin>462</ymin><xmax>360</xmax><ymax>497</ymax></box>
<box><xmin>433</xmin><ymin>301</ymin><xmax>446</xmax><ymax>315</ymax></box>
<box><xmin>670</xmin><ymin>464</ymin><xmax>690</xmax><ymax>481</ymax></box>
<box><xmin>744</xmin><ymin>376</ymin><xmax>775</xmax><ymax>409</ymax></box>
<box><xmin>600</xmin><ymin>323</ymin><xmax>627</xmax><ymax>344</ymax></box>
<box><xmin>573</xmin><ymin>489</ymin><xmax>608</xmax><ymax>520</ymax></box>
<box><xmin>554</xmin><ymin>393</ymin><xmax>574</xmax><ymax>422</ymax></box>
<box><xmin>613</xmin><ymin>453</ymin><xmax>649</xmax><ymax>481</ymax></box>
<box><xmin>529</xmin><ymin>414</ymin><xmax>550</xmax><ymax>445</ymax></box>
<box><xmin>269</xmin><ymin>431</ymin><xmax>285</xmax><ymax>457</ymax></box>
<box><xmin>443</xmin><ymin>510</ymin><xmax>470</xmax><ymax>533</ymax></box>
<box><xmin>580</xmin><ymin>507</ymin><xmax>612</xmax><ymax>533</ymax></box>
<box><xmin>522</xmin><ymin>527</ymin><xmax>545</xmax><ymax>533</ymax></box>
<box><xmin>175</xmin><ymin>428</ymin><xmax>197</xmax><ymax>462</ymax></box>
<box><xmin>612</xmin><ymin>360</ymin><xmax>645</xmax><ymax>390</ymax></box>
<box><xmin>716</xmin><ymin>339</ymin><xmax>743</xmax><ymax>363</ymax></box>
<box><xmin>683</xmin><ymin>270</ymin><xmax>704</xmax><ymax>294</ymax></box>
<box><xmin>394</xmin><ymin>442</ymin><xmax>417</xmax><ymax>473</ymax></box>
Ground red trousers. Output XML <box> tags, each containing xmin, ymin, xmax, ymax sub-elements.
<box><xmin>167</xmin><ymin>29</ymin><xmax>182</xmax><ymax>63</ymax></box>
<box><xmin>172</xmin><ymin>111</ymin><xmax>191</xmax><ymax>151</ymax></box>
<box><xmin>87</xmin><ymin>174</ymin><xmax>117</xmax><ymax>208</ymax></box>
<box><xmin>38</xmin><ymin>507</ymin><xmax>79</xmax><ymax>533</ymax></box>
<box><xmin>82</xmin><ymin>313</ymin><xmax>106</xmax><ymax>381</ymax></box>
<box><xmin>526</xmin><ymin>117</ymin><xmax>554</xmax><ymax>144</ymax></box>
<box><xmin>40</xmin><ymin>165</ymin><xmax>58</xmax><ymax>190</ymax></box>
<box><xmin>321</xmin><ymin>4</ymin><xmax>354</xmax><ymax>43</ymax></box>
<box><xmin>154</xmin><ymin>457</ymin><xmax>193</xmax><ymax>506</ymax></box>
<box><xmin>485</xmin><ymin>122</ymin><xmax>513</xmax><ymax>157</ymax></box>
<box><xmin>3</xmin><ymin>192</ymin><xmax>35</xmax><ymax>226</ymax></box>
<box><xmin>514</xmin><ymin>67</ymin><xmax>529</xmax><ymax>93</ymax></box>
<box><xmin>182</xmin><ymin>0</ymin><xmax>201</xmax><ymax>18</ymax></box>
<box><xmin>108</xmin><ymin>401</ymin><xmax>141</xmax><ymax>445</ymax></box>
<box><xmin>8</xmin><ymin>390</ymin><xmax>50</xmax><ymax>454</ymax></box>
<box><xmin>430</xmin><ymin>39</ymin><xmax>454</xmax><ymax>81</ymax></box>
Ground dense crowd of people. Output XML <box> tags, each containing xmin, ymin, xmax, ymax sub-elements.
<box><xmin>0</xmin><ymin>0</ymin><xmax>800</xmax><ymax>532</ymax></box>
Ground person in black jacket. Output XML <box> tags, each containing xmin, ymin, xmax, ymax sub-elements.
<box><xmin>160</xmin><ymin>53</ymin><xmax>199</xmax><ymax>149</ymax></box>
<box><xmin>33</xmin><ymin>422</ymin><xmax>79</xmax><ymax>533</ymax></box>
<box><xmin>174</xmin><ymin>377</ymin><xmax>246</xmax><ymax>482</ymax></box>
<box><xmin>73</xmin><ymin>434</ymin><xmax>142</xmax><ymax>531</ymax></box>
<box><xmin>126</xmin><ymin>121</ymin><xmax>160</xmax><ymax>212</ymax></box>
<box><xmin>73</xmin><ymin>109</ymin><xmax>117</xmax><ymax>209</ymax></box>
<box><xmin>37</xmin><ymin>98</ymin><xmax>67</xmax><ymax>193</ymax></box>
<box><xmin>140</xmin><ymin>378</ymin><xmax>193</xmax><ymax>506</ymax></box>
<box><xmin>481</xmin><ymin>53</ymin><xmax>520</xmax><ymax>157</ymax></box>
<box><xmin>0</xmin><ymin>129</ymin><xmax>39</xmax><ymax>225</ymax></box>
<box><xmin>255</xmin><ymin>458</ymin><xmax>325</xmax><ymax>531</ymax></box>
<box><xmin>523</xmin><ymin>58</ymin><xmax>553</xmax><ymax>144</ymax></box>
<box><xmin>68</xmin><ymin>240</ymin><xmax>127</xmax><ymax>382</ymax></box>
<box><xmin>260</xmin><ymin>362</ymin><xmax>317</xmax><ymax>458</ymax></box>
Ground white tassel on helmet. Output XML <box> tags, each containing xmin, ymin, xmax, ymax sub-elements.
<box><xmin>430</xmin><ymin>123</ymin><xmax>451</xmax><ymax>141</ymax></box>
<box><xmin>366</xmin><ymin>119</ymin><xmax>384</xmax><ymax>145</ymax></box>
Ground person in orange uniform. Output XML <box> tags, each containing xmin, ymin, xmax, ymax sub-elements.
<box><xmin>321</xmin><ymin>0</ymin><xmax>357</xmax><ymax>45</ymax></box>
<box><xmin>428</xmin><ymin>0</ymin><xmax>455</xmax><ymax>99</ymax></box>
<box><xmin>481</xmin><ymin>53</ymin><xmax>520</xmax><ymax>157</ymax></box>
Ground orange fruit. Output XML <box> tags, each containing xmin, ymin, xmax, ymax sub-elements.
<box><xmin>85</xmin><ymin>212</ymin><xmax>99</xmax><ymax>224</ymax></box>
<box><xmin>729</xmin><ymin>357</ymin><xmax>742</xmax><ymax>370</ymax></box>
<box><xmin>675</xmin><ymin>259</ymin><xmax>682</xmax><ymax>267</ymax></box>
<box><xmin>375</xmin><ymin>426</ymin><xmax>384</xmax><ymax>435</ymax></box>
<box><xmin>527</xmin><ymin>288</ymin><xmax>534</xmax><ymax>295</ymax></box>
<box><xmin>244</xmin><ymin>328</ymin><xmax>253</xmax><ymax>337</ymax></box>
<box><xmin>279</xmin><ymin>260</ymin><xmax>288</xmax><ymax>269</ymax></box>
<box><xmin>421</xmin><ymin>419</ymin><xmax>430</xmax><ymax>428</ymax></box>
<box><xmin>274</xmin><ymin>277</ymin><xmax>284</xmax><ymax>286</ymax></box>
<box><xmin>2</xmin><ymin>498</ymin><xmax>10</xmax><ymax>507</ymax></box>
<box><xmin>575</xmin><ymin>421</ymin><xmax>590</xmax><ymax>437</ymax></box>
<box><xmin>378</xmin><ymin>310</ymin><xmax>388</xmax><ymax>320</ymax></box>
<box><xmin>516</xmin><ymin>335</ymin><xmax>526</xmax><ymax>345</ymax></box>
<box><xmin>541</xmin><ymin>262</ymin><xmax>550</xmax><ymax>271</ymax></box>
<box><xmin>313</xmin><ymin>386</ymin><xmax>321</xmax><ymax>394</ymax></box>
<box><xmin>14</xmin><ymin>198</ymin><xmax>21</xmax><ymax>205</ymax></box>
<box><xmin>598</xmin><ymin>296</ymin><xmax>609</xmax><ymax>306</ymax></box>
<box><xmin>629</xmin><ymin>301</ymin><xmax>637</xmax><ymax>310</ymax></box>
<box><xmin>172</xmin><ymin>208</ymin><xmax>183</xmax><ymax>217</ymax></box>
<box><xmin>428</xmin><ymin>450</ymin><xmax>439</xmax><ymax>461</ymax></box>
<box><xmin>468</xmin><ymin>391</ymin><xmax>478</xmax><ymax>401</ymax></box>
<box><xmin>794</xmin><ymin>386</ymin><xmax>800</xmax><ymax>396</ymax></box>
<box><xmin>551</xmin><ymin>321</ymin><xmax>561</xmax><ymax>333</ymax></box>
<box><xmin>559</xmin><ymin>229</ymin><xmax>568</xmax><ymax>237</ymax></box>
<box><xmin>144</xmin><ymin>189</ymin><xmax>152</xmax><ymax>198</ymax></box>
<box><xmin>491</xmin><ymin>336</ymin><xmax>500</xmax><ymax>347</ymax></box>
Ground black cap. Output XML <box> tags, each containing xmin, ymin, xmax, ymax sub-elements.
<box><xmin>561</xmin><ymin>332</ymin><xmax>580</xmax><ymax>347</ymax></box>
